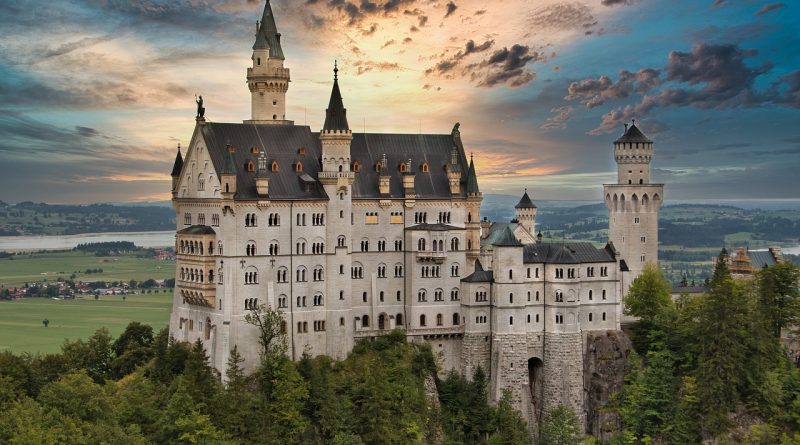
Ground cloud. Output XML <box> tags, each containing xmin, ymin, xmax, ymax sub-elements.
<box><xmin>601</xmin><ymin>0</ymin><xmax>635</xmax><ymax>6</ymax></box>
<box><xmin>472</xmin><ymin>45</ymin><xmax>541</xmax><ymax>87</ymax></box>
<box><xmin>527</xmin><ymin>3</ymin><xmax>595</xmax><ymax>31</ymax></box>
<box><xmin>444</xmin><ymin>2</ymin><xmax>458</xmax><ymax>18</ymax></box>
<box><xmin>75</xmin><ymin>126</ymin><xmax>101</xmax><ymax>138</ymax></box>
<box><xmin>755</xmin><ymin>2</ymin><xmax>784</xmax><ymax>16</ymax></box>
<box><xmin>353</xmin><ymin>60</ymin><xmax>403</xmax><ymax>75</ymax></box>
<box><xmin>541</xmin><ymin>106</ymin><xmax>574</xmax><ymax>129</ymax></box>
<box><xmin>569</xmin><ymin>43</ymin><xmax>781</xmax><ymax>134</ymax></box>
<box><xmin>425</xmin><ymin>39</ymin><xmax>495</xmax><ymax>75</ymax></box>
<box><xmin>566</xmin><ymin>69</ymin><xmax>661</xmax><ymax>108</ymax></box>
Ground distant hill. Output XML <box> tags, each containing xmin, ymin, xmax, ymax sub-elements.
<box><xmin>0</xmin><ymin>202</ymin><xmax>174</xmax><ymax>236</ymax></box>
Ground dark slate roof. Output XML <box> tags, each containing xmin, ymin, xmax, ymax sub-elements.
<box><xmin>614</xmin><ymin>123</ymin><xmax>652</xmax><ymax>144</ymax></box>
<box><xmin>178</xmin><ymin>225</ymin><xmax>216</xmax><ymax>235</ymax></box>
<box><xmin>197</xmin><ymin>122</ymin><xmax>470</xmax><ymax>201</ymax></box>
<box><xmin>523</xmin><ymin>242</ymin><xmax>616</xmax><ymax>264</ymax></box>
<box><xmin>466</xmin><ymin>156</ymin><xmax>479</xmax><ymax>194</ymax></box>
<box><xmin>749</xmin><ymin>251</ymin><xmax>778</xmax><ymax>269</ymax></box>
<box><xmin>493</xmin><ymin>226</ymin><xmax>523</xmax><ymax>247</ymax></box>
<box><xmin>481</xmin><ymin>223</ymin><xmax>517</xmax><ymax>248</ymax></box>
<box><xmin>405</xmin><ymin>223</ymin><xmax>464</xmax><ymax>231</ymax></box>
<box><xmin>171</xmin><ymin>147</ymin><xmax>184</xmax><ymax>177</ymax></box>
<box><xmin>461</xmin><ymin>260</ymin><xmax>494</xmax><ymax>283</ymax></box>
<box><xmin>672</xmin><ymin>285</ymin><xmax>708</xmax><ymax>294</ymax></box>
<box><xmin>253</xmin><ymin>1</ymin><xmax>284</xmax><ymax>59</ymax></box>
<box><xmin>323</xmin><ymin>68</ymin><xmax>349</xmax><ymax>132</ymax></box>
<box><xmin>515</xmin><ymin>191</ymin><xmax>536</xmax><ymax>209</ymax></box>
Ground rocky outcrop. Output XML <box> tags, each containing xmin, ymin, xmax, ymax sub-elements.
<box><xmin>584</xmin><ymin>330</ymin><xmax>632</xmax><ymax>443</ymax></box>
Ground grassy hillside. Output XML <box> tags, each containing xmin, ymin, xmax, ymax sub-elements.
<box><xmin>0</xmin><ymin>201</ymin><xmax>174</xmax><ymax>235</ymax></box>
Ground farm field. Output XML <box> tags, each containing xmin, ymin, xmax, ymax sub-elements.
<box><xmin>0</xmin><ymin>293</ymin><xmax>172</xmax><ymax>354</ymax></box>
<box><xmin>0</xmin><ymin>251</ymin><xmax>175</xmax><ymax>288</ymax></box>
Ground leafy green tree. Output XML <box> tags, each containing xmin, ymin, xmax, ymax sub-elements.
<box><xmin>539</xmin><ymin>405</ymin><xmax>582</xmax><ymax>445</ymax></box>
<box><xmin>37</xmin><ymin>370</ymin><xmax>113</xmax><ymax>423</ymax></box>
<box><xmin>244</xmin><ymin>303</ymin><xmax>288</xmax><ymax>360</ymax></box>
<box><xmin>666</xmin><ymin>376</ymin><xmax>701</xmax><ymax>444</ymax></box>
<box><xmin>624</xmin><ymin>263</ymin><xmax>673</xmax><ymax>322</ymax></box>
<box><xmin>60</xmin><ymin>328</ymin><xmax>114</xmax><ymax>383</ymax></box>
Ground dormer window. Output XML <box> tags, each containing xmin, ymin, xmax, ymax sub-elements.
<box><xmin>375</xmin><ymin>163</ymin><xmax>382</xmax><ymax>172</ymax></box>
<box><xmin>246</xmin><ymin>160</ymin><xmax>255</xmax><ymax>172</ymax></box>
<box><xmin>399</xmin><ymin>163</ymin><xmax>407</xmax><ymax>173</ymax></box>
<box><xmin>421</xmin><ymin>162</ymin><xmax>429</xmax><ymax>173</ymax></box>
<box><xmin>352</xmin><ymin>161</ymin><xmax>361</xmax><ymax>173</ymax></box>
<box><xmin>295</xmin><ymin>161</ymin><xmax>303</xmax><ymax>172</ymax></box>
<box><xmin>271</xmin><ymin>161</ymin><xmax>279</xmax><ymax>172</ymax></box>
<box><xmin>250</xmin><ymin>146</ymin><xmax>260</xmax><ymax>154</ymax></box>
<box><xmin>297</xmin><ymin>147</ymin><xmax>306</xmax><ymax>155</ymax></box>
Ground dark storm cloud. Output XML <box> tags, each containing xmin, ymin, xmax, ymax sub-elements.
<box><xmin>755</xmin><ymin>2</ymin><xmax>785</xmax><ymax>16</ymax></box>
<box><xmin>444</xmin><ymin>2</ymin><xmax>458</xmax><ymax>18</ymax></box>
<box><xmin>425</xmin><ymin>39</ymin><xmax>494</xmax><ymax>75</ymax></box>
<box><xmin>566</xmin><ymin>69</ymin><xmax>661</xmax><ymax>108</ymax></box>
<box><xmin>570</xmin><ymin>43</ymin><xmax>785</xmax><ymax>134</ymax></box>
<box><xmin>473</xmin><ymin>45</ymin><xmax>541</xmax><ymax>87</ymax></box>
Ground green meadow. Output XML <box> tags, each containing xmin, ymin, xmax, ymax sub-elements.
<box><xmin>0</xmin><ymin>250</ymin><xmax>176</xmax><ymax>354</ymax></box>
<box><xmin>0</xmin><ymin>250</ymin><xmax>174</xmax><ymax>288</ymax></box>
<box><xmin>0</xmin><ymin>293</ymin><xmax>172</xmax><ymax>355</ymax></box>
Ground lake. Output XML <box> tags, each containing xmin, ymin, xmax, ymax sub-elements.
<box><xmin>0</xmin><ymin>231</ymin><xmax>175</xmax><ymax>252</ymax></box>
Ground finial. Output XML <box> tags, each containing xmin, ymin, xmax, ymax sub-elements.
<box><xmin>470</xmin><ymin>152</ymin><xmax>474</xmax><ymax>163</ymax></box>
<box><xmin>334</xmin><ymin>60</ymin><xmax>338</xmax><ymax>81</ymax></box>
<box><xmin>632</xmin><ymin>119</ymin><xmax>636</xmax><ymax>125</ymax></box>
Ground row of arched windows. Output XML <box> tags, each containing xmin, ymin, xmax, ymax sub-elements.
<box><xmin>180</xmin><ymin>267</ymin><xmax>213</xmax><ymax>284</ymax></box>
<box><xmin>418</xmin><ymin>313</ymin><xmax>460</xmax><ymax>327</ymax></box>
<box><xmin>180</xmin><ymin>240</ymin><xmax>214</xmax><ymax>256</ymax></box>
<box><xmin>245</xmin><ymin>213</ymin><xmax>257</xmax><ymax>227</ymax></box>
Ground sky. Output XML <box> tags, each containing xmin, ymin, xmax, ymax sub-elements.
<box><xmin>0</xmin><ymin>0</ymin><xmax>798</xmax><ymax>204</ymax></box>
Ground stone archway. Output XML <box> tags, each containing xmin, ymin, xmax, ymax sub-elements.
<box><xmin>528</xmin><ymin>357</ymin><xmax>544</xmax><ymax>434</ymax></box>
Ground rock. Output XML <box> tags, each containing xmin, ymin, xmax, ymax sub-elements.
<box><xmin>584</xmin><ymin>330</ymin><xmax>632</xmax><ymax>442</ymax></box>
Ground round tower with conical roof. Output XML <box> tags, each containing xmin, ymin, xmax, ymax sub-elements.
<box><xmin>245</xmin><ymin>0</ymin><xmax>292</xmax><ymax>124</ymax></box>
<box><xmin>604</xmin><ymin>121</ymin><xmax>664</xmax><ymax>296</ymax></box>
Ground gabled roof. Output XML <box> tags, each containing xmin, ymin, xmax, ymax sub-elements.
<box><xmin>523</xmin><ymin>242</ymin><xmax>616</xmax><ymax>264</ymax></box>
<box><xmin>493</xmin><ymin>226</ymin><xmax>523</xmax><ymax>247</ymax></box>
<box><xmin>515</xmin><ymin>190</ymin><xmax>536</xmax><ymax>209</ymax></box>
<box><xmin>461</xmin><ymin>260</ymin><xmax>494</xmax><ymax>283</ymax></box>
<box><xmin>253</xmin><ymin>0</ymin><xmax>285</xmax><ymax>60</ymax></box>
<box><xmin>323</xmin><ymin>65</ymin><xmax>349</xmax><ymax>132</ymax></box>
<box><xmin>748</xmin><ymin>251</ymin><xmax>778</xmax><ymax>269</ymax></box>
<box><xmin>171</xmin><ymin>147</ymin><xmax>184</xmax><ymax>177</ymax></box>
<box><xmin>195</xmin><ymin>122</ymin><xmax>469</xmax><ymax>201</ymax></box>
<box><xmin>178</xmin><ymin>225</ymin><xmax>216</xmax><ymax>235</ymax></box>
<box><xmin>614</xmin><ymin>122</ymin><xmax>652</xmax><ymax>144</ymax></box>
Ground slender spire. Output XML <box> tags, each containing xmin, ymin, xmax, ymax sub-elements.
<box><xmin>515</xmin><ymin>189</ymin><xmax>536</xmax><ymax>209</ymax></box>
<box><xmin>323</xmin><ymin>62</ymin><xmax>350</xmax><ymax>132</ymax></box>
<box><xmin>253</xmin><ymin>0</ymin><xmax>284</xmax><ymax>59</ymax></box>
<box><xmin>466</xmin><ymin>153</ymin><xmax>480</xmax><ymax>195</ymax></box>
<box><xmin>171</xmin><ymin>144</ymin><xmax>184</xmax><ymax>177</ymax></box>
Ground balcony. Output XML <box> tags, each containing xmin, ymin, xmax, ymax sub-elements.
<box><xmin>416</xmin><ymin>251</ymin><xmax>447</xmax><ymax>263</ymax></box>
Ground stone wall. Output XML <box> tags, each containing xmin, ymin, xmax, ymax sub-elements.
<box><xmin>461</xmin><ymin>333</ymin><xmax>491</xmax><ymax>379</ymax></box>
<box><xmin>583</xmin><ymin>330</ymin><xmax>632</xmax><ymax>442</ymax></box>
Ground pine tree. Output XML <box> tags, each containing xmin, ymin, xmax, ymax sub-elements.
<box><xmin>540</xmin><ymin>405</ymin><xmax>582</xmax><ymax>445</ymax></box>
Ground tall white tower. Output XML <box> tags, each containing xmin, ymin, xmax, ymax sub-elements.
<box><xmin>244</xmin><ymin>1</ymin><xmax>292</xmax><ymax>125</ymax></box>
<box><xmin>604</xmin><ymin>121</ymin><xmax>664</xmax><ymax>287</ymax></box>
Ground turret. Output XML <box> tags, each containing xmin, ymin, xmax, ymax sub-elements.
<box><xmin>220</xmin><ymin>145</ymin><xmax>237</xmax><ymax>197</ymax></box>
<box><xmin>514</xmin><ymin>189</ymin><xmax>537</xmax><ymax>235</ymax></box>
<box><xmin>448</xmin><ymin>123</ymin><xmax>463</xmax><ymax>195</ymax></box>
<box><xmin>319</xmin><ymin>62</ymin><xmax>354</xmax><ymax>178</ymax></box>
<box><xmin>245</xmin><ymin>1</ymin><xmax>292</xmax><ymax>124</ymax></box>
<box><xmin>170</xmin><ymin>144</ymin><xmax>183</xmax><ymax>193</ymax></box>
<box><xmin>466</xmin><ymin>154</ymin><xmax>480</xmax><ymax>198</ymax></box>
<box><xmin>614</xmin><ymin>121</ymin><xmax>653</xmax><ymax>185</ymax></box>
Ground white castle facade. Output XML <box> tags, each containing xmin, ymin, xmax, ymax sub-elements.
<box><xmin>169</xmin><ymin>0</ymin><xmax>663</xmax><ymax>432</ymax></box>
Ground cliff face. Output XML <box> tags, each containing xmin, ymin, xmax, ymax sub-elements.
<box><xmin>584</xmin><ymin>330</ymin><xmax>632</xmax><ymax>442</ymax></box>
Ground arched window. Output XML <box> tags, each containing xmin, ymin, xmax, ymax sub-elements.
<box><xmin>295</xmin><ymin>161</ymin><xmax>303</xmax><ymax>172</ymax></box>
<box><xmin>450</xmin><ymin>237</ymin><xmax>459</xmax><ymax>251</ymax></box>
<box><xmin>396</xmin><ymin>313</ymin><xmax>403</xmax><ymax>325</ymax></box>
<box><xmin>246</xmin><ymin>160</ymin><xmax>255</xmax><ymax>172</ymax></box>
<box><xmin>421</xmin><ymin>162</ymin><xmax>429</xmax><ymax>173</ymax></box>
<box><xmin>352</xmin><ymin>161</ymin><xmax>361</xmax><ymax>172</ymax></box>
<box><xmin>420</xmin><ymin>314</ymin><xmax>427</xmax><ymax>327</ymax></box>
<box><xmin>418</xmin><ymin>238</ymin><xmax>426</xmax><ymax>251</ymax></box>
<box><xmin>452</xmin><ymin>313</ymin><xmax>460</xmax><ymax>325</ymax></box>
<box><xmin>362</xmin><ymin>315</ymin><xmax>370</xmax><ymax>328</ymax></box>
<box><xmin>436</xmin><ymin>313</ymin><xmax>443</xmax><ymax>326</ymax></box>
<box><xmin>271</xmin><ymin>160</ymin><xmax>279</xmax><ymax>172</ymax></box>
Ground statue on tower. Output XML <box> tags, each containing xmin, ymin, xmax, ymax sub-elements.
<box><xmin>195</xmin><ymin>95</ymin><xmax>205</xmax><ymax>119</ymax></box>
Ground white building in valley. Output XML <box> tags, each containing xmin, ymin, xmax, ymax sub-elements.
<box><xmin>168</xmin><ymin>0</ymin><xmax>663</xmax><ymax>433</ymax></box>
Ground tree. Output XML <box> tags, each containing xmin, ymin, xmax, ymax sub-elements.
<box><xmin>488</xmin><ymin>390</ymin><xmax>530</xmax><ymax>445</ymax></box>
<box><xmin>695</xmin><ymin>252</ymin><xmax>750</xmax><ymax>434</ymax></box>
<box><xmin>244</xmin><ymin>304</ymin><xmax>288</xmax><ymax>361</ymax></box>
<box><xmin>757</xmin><ymin>263</ymin><xmax>800</xmax><ymax>339</ymax></box>
<box><xmin>624</xmin><ymin>262</ymin><xmax>673</xmax><ymax>322</ymax></box>
<box><xmin>666</xmin><ymin>376</ymin><xmax>701</xmax><ymax>445</ymax></box>
<box><xmin>540</xmin><ymin>405</ymin><xmax>582</xmax><ymax>445</ymax></box>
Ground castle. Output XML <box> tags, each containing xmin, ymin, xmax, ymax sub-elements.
<box><xmin>169</xmin><ymin>0</ymin><xmax>663</xmax><ymax>433</ymax></box>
